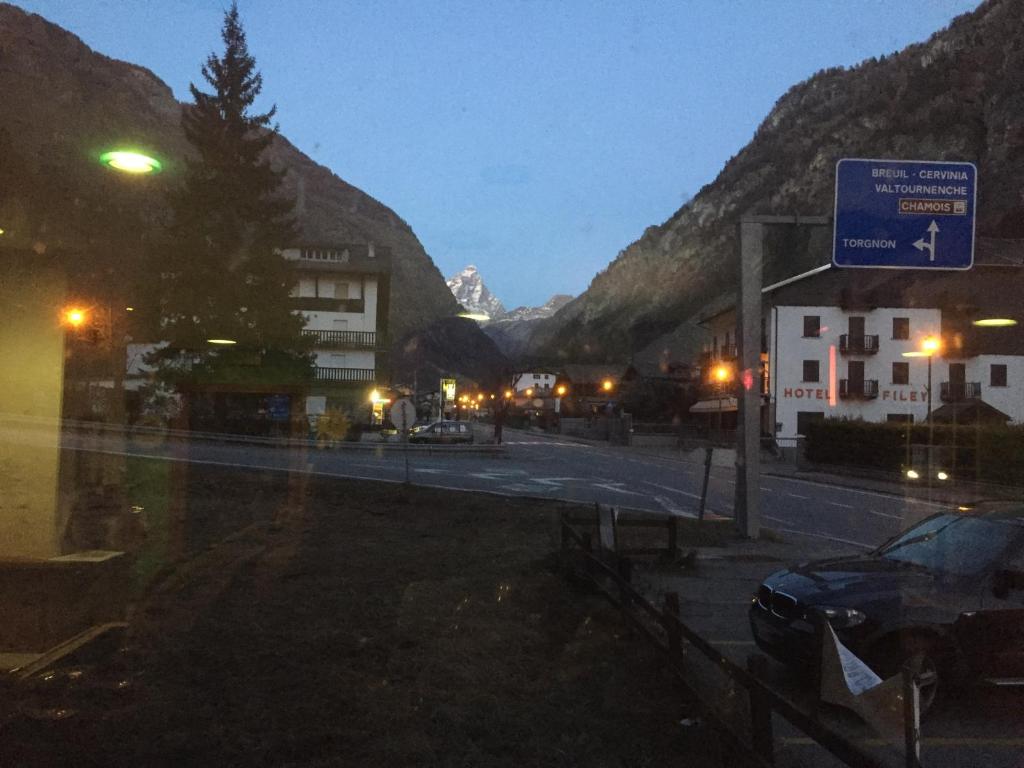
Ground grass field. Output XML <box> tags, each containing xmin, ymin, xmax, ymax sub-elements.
<box><xmin>3</xmin><ymin>463</ymin><xmax>730</xmax><ymax>767</ymax></box>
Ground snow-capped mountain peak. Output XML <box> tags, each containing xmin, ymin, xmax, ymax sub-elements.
<box><xmin>446</xmin><ymin>264</ymin><xmax>506</xmax><ymax>320</ymax></box>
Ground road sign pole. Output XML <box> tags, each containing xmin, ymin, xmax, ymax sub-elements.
<box><xmin>735</xmin><ymin>219</ymin><xmax>763</xmax><ymax>539</ymax></box>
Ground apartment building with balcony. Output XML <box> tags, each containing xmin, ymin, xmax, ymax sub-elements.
<box><xmin>282</xmin><ymin>243</ymin><xmax>390</xmax><ymax>390</ymax></box>
<box><xmin>691</xmin><ymin>239</ymin><xmax>1024</xmax><ymax>444</ymax></box>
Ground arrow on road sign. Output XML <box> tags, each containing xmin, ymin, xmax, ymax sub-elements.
<box><xmin>912</xmin><ymin>220</ymin><xmax>940</xmax><ymax>262</ymax></box>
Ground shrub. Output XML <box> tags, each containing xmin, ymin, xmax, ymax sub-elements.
<box><xmin>804</xmin><ymin>417</ymin><xmax>1024</xmax><ymax>484</ymax></box>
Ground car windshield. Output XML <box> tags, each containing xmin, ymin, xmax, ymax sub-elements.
<box><xmin>878</xmin><ymin>514</ymin><xmax>1019</xmax><ymax>576</ymax></box>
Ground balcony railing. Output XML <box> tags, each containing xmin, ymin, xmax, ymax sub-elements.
<box><xmin>291</xmin><ymin>297</ymin><xmax>366</xmax><ymax>314</ymax></box>
<box><xmin>940</xmin><ymin>381</ymin><xmax>981</xmax><ymax>402</ymax></box>
<box><xmin>839</xmin><ymin>379</ymin><xmax>879</xmax><ymax>399</ymax></box>
<box><xmin>839</xmin><ymin>334</ymin><xmax>879</xmax><ymax>355</ymax></box>
<box><xmin>313</xmin><ymin>367</ymin><xmax>375</xmax><ymax>383</ymax></box>
<box><xmin>302</xmin><ymin>330</ymin><xmax>377</xmax><ymax>350</ymax></box>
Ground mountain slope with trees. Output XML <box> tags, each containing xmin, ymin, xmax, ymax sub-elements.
<box><xmin>0</xmin><ymin>1</ymin><xmax>462</xmax><ymax>347</ymax></box>
<box><xmin>529</xmin><ymin>0</ymin><xmax>1024</xmax><ymax>363</ymax></box>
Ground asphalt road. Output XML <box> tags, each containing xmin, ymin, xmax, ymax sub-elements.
<box><xmin>60</xmin><ymin>424</ymin><xmax>950</xmax><ymax>552</ymax></box>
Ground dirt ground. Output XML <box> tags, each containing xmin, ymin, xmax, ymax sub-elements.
<box><xmin>1</xmin><ymin>463</ymin><xmax>729</xmax><ymax>767</ymax></box>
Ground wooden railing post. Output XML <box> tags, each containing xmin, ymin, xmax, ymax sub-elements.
<box><xmin>747</xmin><ymin>653</ymin><xmax>775</xmax><ymax>765</ymax></box>
<box><xmin>698</xmin><ymin>446</ymin><xmax>713</xmax><ymax>523</ymax></box>
<box><xmin>663</xmin><ymin>592</ymin><xmax>681</xmax><ymax>659</ymax></box>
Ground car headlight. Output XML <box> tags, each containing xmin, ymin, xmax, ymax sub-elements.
<box><xmin>811</xmin><ymin>606</ymin><xmax>867</xmax><ymax>628</ymax></box>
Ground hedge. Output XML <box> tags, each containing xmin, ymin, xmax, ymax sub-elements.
<box><xmin>802</xmin><ymin>418</ymin><xmax>1024</xmax><ymax>485</ymax></box>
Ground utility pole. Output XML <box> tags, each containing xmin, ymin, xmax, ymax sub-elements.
<box><xmin>735</xmin><ymin>215</ymin><xmax>831</xmax><ymax>539</ymax></box>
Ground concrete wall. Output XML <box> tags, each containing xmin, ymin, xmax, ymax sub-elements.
<box><xmin>0</xmin><ymin>266</ymin><xmax>67</xmax><ymax>559</ymax></box>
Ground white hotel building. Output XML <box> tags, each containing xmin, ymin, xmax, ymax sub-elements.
<box><xmin>697</xmin><ymin>241</ymin><xmax>1024</xmax><ymax>445</ymax></box>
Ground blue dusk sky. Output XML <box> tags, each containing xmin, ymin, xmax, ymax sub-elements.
<box><xmin>16</xmin><ymin>0</ymin><xmax>979</xmax><ymax>307</ymax></box>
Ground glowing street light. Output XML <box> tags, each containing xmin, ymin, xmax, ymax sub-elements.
<box><xmin>525</xmin><ymin>388</ymin><xmax>533</xmax><ymax>397</ymax></box>
<box><xmin>712</xmin><ymin>365</ymin><xmax>732</xmax><ymax>383</ymax></box>
<box><xmin>601</xmin><ymin>379</ymin><xmax>614</xmax><ymax>392</ymax></box>
<box><xmin>369</xmin><ymin>389</ymin><xmax>381</xmax><ymax>404</ymax></box>
<box><xmin>207</xmin><ymin>338</ymin><xmax>237</xmax><ymax>345</ymax></box>
<box><xmin>556</xmin><ymin>384</ymin><xmax>567</xmax><ymax>397</ymax></box>
<box><xmin>62</xmin><ymin>306</ymin><xmax>88</xmax><ymax>328</ymax></box>
<box><xmin>504</xmin><ymin>390</ymin><xmax>513</xmax><ymax>399</ymax></box>
<box><xmin>973</xmin><ymin>318</ymin><xmax>1017</xmax><ymax>327</ymax></box>
<box><xmin>913</xmin><ymin>335</ymin><xmax>942</xmax><ymax>492</ymax></box>
<box><xmin>100</xmin><ymin>150</ymin><xmax>162</xmax><ymax>174</ymax></box>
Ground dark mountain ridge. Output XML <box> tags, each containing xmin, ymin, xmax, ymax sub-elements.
<box><xmin>530</xmin><ymin>0</ymin><xmax>1024</xmax><ymax>363</ymax></box>
<box><xmin>0</xmin><ymin>2</ymin><xmax>476</xmax><ymax>354</ymax></box>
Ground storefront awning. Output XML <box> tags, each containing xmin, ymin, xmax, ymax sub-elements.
<box><xmin>689</xmin><ymin>396</ymin><xmax>737</xmax><ymax>414</ymax></box>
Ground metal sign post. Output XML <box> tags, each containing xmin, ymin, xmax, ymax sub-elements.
<box><xmin>391</xmin><ymin>398</ymin><xmax>415</xmax><ymax>484</ymax></box>
<box><xmin>735</xmin><ymin>215</ymin><xmax>832</xmax><ymax>539</ymax></box>
<box><xmin>735</xmin><ymin>219</ymin><xmax>764</xmax><ymax>538</ymax></box>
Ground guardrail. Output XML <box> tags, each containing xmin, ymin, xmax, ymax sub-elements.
<box><xmin>7</xmin><ymin>416</ymin><xmax>506</xmax><ymax>456</ymax></box>
<box><xmin>559</xmin><ymin>509</ymin><xmax>924</xmax><ymax>768</ymax></box>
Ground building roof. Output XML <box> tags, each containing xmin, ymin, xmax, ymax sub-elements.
<box><xmin>929</xmin><ymin>399</ymin><xmax>1011</xmax><ymax>425</ymax></box>
<box><xmin>283</xmin><ymin>243</ymin><xmax>390</xmax><ymax>274</ymax></box>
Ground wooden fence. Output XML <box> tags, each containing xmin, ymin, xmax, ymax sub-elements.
<box><xmin>559</xmin><ymin>509</ymin><xmax>924</xmax><ymax>768</ymax></box>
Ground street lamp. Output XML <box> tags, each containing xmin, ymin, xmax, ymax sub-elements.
<box><xmin>556</xmin><ymin>384</ymin><xmax>567</xmax><ymax>397</ymax></box>
<box><xmin>905</xmin><ymin>336</ymin><xmax>942</xmax><ymax>486</ymax></box>
<box><xmin>711</xmin><ymin>364</ymin><xmax>733</xmax><ymax>440</ymax></box>
<box><xmin>601</xmin><ymin>379</ymin><xmax>614</xmax><ymax>393</ymax></box>
<box><xmin>99</xmin><ymin>150</ymin><xmax>162</xmax><ymax>175</ymax></box>
<box><xmin>61</xmin><ymin>306</ymin><xmax>88</xmax><ymax>329</ymax></box>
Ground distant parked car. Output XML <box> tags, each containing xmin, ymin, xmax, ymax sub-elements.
<box><xmin>409</xmin><ymin>420</ymin><xmax>474</xmax><ymax>445</ymax></box>
<box><xmin>750</xmin><ymin>502</ymin><xmax>1024</xmax><ymax>712</ymax></box>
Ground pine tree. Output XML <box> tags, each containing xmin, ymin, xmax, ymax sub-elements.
<box><xmin>151</xmin><ymin>2</ymin><xmax>310</xmax><ymax>383</ymax></box>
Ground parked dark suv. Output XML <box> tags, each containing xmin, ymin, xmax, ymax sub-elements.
<box><xmin>409</xmin><ymin>420</ymin><xmax>474</xmax><ymax>445</ymax></box>
<box><xmin>750</xmin><ymin>503</ymin><xmax>1024</xmax><ymax>710</ymax></box>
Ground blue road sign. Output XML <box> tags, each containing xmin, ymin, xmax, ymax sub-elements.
<box><xmin>833</xmin><ymin>158</ymin><xmax>977</xmax><ymax>270</ymax></box>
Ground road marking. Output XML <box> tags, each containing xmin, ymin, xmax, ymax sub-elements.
<box><xmin>827</xmin><ymin>501</ymin><xmax>853</xmax><ymax>509</ymax></box>
<box><xmin>643</xmin><ymin>481</ymin><xmax>702</xmax><ymax>500</ymax></box>
<box><xmin>867</xmin><ymin>508</ymin><xmax>902</xmax><ymax>520</ymax></box>
<box><xmin>654</xmin><ymin>495</ymin><xmax>696</xmax><ymax>519</ymax></box>
<box><xmin>786</xmin><ymin>493</ymin><xmax>809</xmax><ymax>500</ymax></box>
<box><xmin>413</xmin><ymin>468</ymin><xmax>451</xmax><ymax>474</ymax></box>
<box><xmin>759</xmin><ymin>487</ymin><xmax>773</xmax><ymax>493</ymax></box>
<box><xmin>763</xmin><ymin>517</ymin><xmax>874</xmax><ymax>549</ymax></box>
<box><xmin>592</xmin><ymin>482</ymin><xmax>643</xmax><ymax>496</ymax></box>
<box><xmin>470</xmin><ymin>470</ymin><xmax>527</xmax><ymax>481</ymax></box>
<box><xmin>764</xmin><ymin>473</ymin><xmax>948</xmax><ymax>508</ymax></box>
